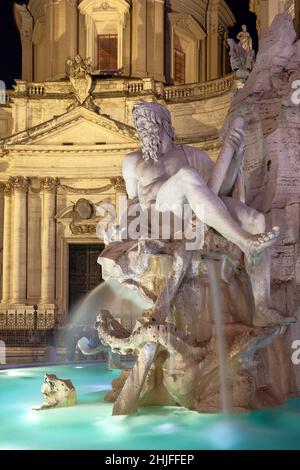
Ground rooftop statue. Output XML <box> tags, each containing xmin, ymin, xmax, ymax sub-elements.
<box><xmin>228</xmin><ymin>25</ymin><xmax>255</xmax><ymax>83</ymax></box>
<box><xmin>237</xmin><ymin>24</ymin><xmax>253</xmax><ymax>52</ymax></box>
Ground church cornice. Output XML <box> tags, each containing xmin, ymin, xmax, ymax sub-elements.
<box><xmin>1</xmin><ymin>144</ymin><xmax>138</xmax><ymax>156</ymax></box>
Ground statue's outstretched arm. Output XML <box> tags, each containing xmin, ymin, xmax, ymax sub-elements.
<box><xmin>208</xmin><ymin>117</ymin><xmax>245</xmax><ymax>196</ymax></box>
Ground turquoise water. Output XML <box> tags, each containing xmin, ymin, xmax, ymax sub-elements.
<box><xmin>1</xmin><ymin>363</ymin><xmax>300</xmax><ymax>450</ymax></box>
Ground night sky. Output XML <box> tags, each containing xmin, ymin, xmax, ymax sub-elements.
<box><xmin>0</xmin><ymin>0</ymin><xmax>24</xmax><ymax>88</ymax></box>
<box><xmin>0</xmin><ymin>0</ymin><xmax>255</xmax><ymax>89</ymax></box>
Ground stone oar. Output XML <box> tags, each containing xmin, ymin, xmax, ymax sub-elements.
<box><xmin>112</xmin><ymin>342</ymin><xmax>158</xmax><ymax>415</ymax></box>
<box><xmin>208</xmin><ymin>116</ymin><xmax>245</xmax><ymax>196</ymax></box>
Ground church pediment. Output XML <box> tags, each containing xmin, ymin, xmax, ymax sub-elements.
<box><xmin>4</xmin><ymin>106</ymin><xmax>138</xmax><ymax>146</ymax></box>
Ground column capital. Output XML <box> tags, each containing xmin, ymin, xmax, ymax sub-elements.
<box><xmin>2</xmin><ymin>180</ymin><xmax>13</xmax><ymax>196</ymax></box>
<box><xmin>110</xmin><ymin>176</ymin><xmax>126</xmax><ymax>193</ymax></box>
<box><xmin>41</xmin><ymin>177</ymin><xmax>59</xmax><ymax>193</ymax></box>
<box><xmin>9</xmin><ymin>176</ymin><xmax>30</xmax><ymax>193</ymax></box>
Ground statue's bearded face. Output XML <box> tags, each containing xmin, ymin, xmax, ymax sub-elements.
<box><xmin>135</xmin><ymin>117</ymin><xmax>162</xmax><ymax>162</ymax></box>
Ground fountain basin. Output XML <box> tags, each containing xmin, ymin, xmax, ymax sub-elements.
<box><xmin>1</xmin><ymin>363</ymin><xmax>300</xmax><ymax>450</ymax></box>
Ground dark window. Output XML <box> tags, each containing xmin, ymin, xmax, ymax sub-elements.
<box><xmin>97</xmin><ymin>34</ymin><xmax>118</xmax><ymax>70</ymax></box>
<box><xmin>174</xmin><ymin>48</ymin><xmax>185</xmax><ymax>84</ymax></box>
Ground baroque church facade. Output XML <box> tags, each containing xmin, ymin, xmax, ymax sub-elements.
<box><xmin>0</xmin><ymin>0</ymin><xmax>296</xmax><ymax>341</ymax></box>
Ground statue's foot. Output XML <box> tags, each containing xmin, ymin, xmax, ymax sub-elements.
<box><xmin>245</xmin><ymin>227</ymin><xmax>279</xmax><ymax>266</ymax></box>
<box><xmin>253</xmin><ymin>305</ymin><xmax>296</xmax><ymax>327</ymax></box>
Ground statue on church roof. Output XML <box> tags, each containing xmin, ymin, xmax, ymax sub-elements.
<box><xmin>228</xmin><ymin>25</ymin><xmax>255</xmax><ymax>84</ymax></box>
<box><xmin>237</xmin><ymin>24</ymin><xmax>253</xmax><ymax>52</ymax></box>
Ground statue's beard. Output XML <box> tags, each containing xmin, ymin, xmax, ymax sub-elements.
<box><xmin>139</xmin><ymin>132</ymin><xmax>162</xmax><ymax>161</ymax></box>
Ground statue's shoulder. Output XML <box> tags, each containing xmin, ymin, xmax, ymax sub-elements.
<box><xmin>123</xmin><ymin>151</ymin><xmax>141</xmax><ymax>161</ymax></box>
<box><xmin>122</xmin><ymin>151</ymin><xmax>142</xmax><ymax>175</ymax></box>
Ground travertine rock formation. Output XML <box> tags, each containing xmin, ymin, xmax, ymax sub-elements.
<box><xmin>98</xmin><ymin>239</ymin><xmax>285</xmax><ymax>414</ymax></box>
<box><xmin>224</xmin><ymin>13</ymin><xmax>300</xmax><ymax>393</ymax></box>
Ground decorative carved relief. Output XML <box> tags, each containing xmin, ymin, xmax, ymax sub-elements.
<box><xmin>70</xmin><ymin>222</ymin><xmax>97</xmax><ymax>235</ymax></box>
<box><xmin>41</xmin><ymin>177</ymin><xmax>59</xmax><ymax>193</ymax></box>
<box><xmin>66</xmin><ymin>55</ymin><xmax>99</xmax><ymax>112</ymax></box>
<box><xmin>8</xmin><ymin>176</ymin><xmax>30</xmax><ymax>193</ymax></box>
<box><xmin>59</xmin><ymin>182</ymin><xmax>113</xmax><ymax>194</ymax></box>
<box><xmin>58</xmin><ymin>197</ymin><xmax>102</xmax><ymax>236</ymax></box>
<box><xmin>74</xmin><ymin>198</ymin><xmax>94</xmax><ymax>219</ymax></box>
<box><xmin>110</xmin><ymin>176</ymin><xmax>126</xmax><ymax>192</ymax></box>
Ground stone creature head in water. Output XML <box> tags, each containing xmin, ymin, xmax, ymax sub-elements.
<box><xmin>33</xmin><ymin>373</ymin><xmax>77</xmax><ymax>411</ymax></box>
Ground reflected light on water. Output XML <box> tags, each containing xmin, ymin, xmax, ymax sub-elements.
<box><xmin>204</xmin><ymin>421</ymin><xmax>243</xmax><ymax>449</ymax></box>
<box><xmin>156</xmin><ymin>423</ymin><xmax>178</xmax><ymax>433</ymax></box>
<box><xmin>24</xmin><ymin>410</ymin><xmax>41</xmax><ymax>423</ymax></box>
<box><xmin>6</xmin><ymin>370</ymin><xmax>26</xmax><ymax>377</ymax></box>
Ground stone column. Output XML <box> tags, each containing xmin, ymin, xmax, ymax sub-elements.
<box><xmin>146</xmin><ymin>0</ymin><xmax>165</xmax><ymax>82</ymax></box>
<box><xmin>1</xmin><ymin>181</ymin><xmax>13</xmax><ymax>304</ymax></box>
<box><xmin>40</xmin><ymin>178</ymin><xmax>57</xmax><ymax>305</ymax></box>
<box><xmin>131</xmin><ymin>0</ymin><xmax>148</xmax><ymax>78</ymax></box>
<box><xmin>110</xmin><ymin>177</ymin><xmax>127</xmax><ymax>225</ymax></box>
<box><xmin>206</xmin><ymin>2</ymin><xmax>219</xmax><ymax>80</ymax></box>
<box><xmin>253</xmin><ymin>0</ymin><xmax>294</xmax><ymax>38</ymax></box>
<box><xmin>10</xmin><ymin>177</ymin><xmax>29</xmax><ymax>305</ymax></box>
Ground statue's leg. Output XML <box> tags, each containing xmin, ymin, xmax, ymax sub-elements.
<box><xmin>222</xmin><ymin>197</ymin><xmax>295</xmax><ymax>326</ymax></box>
<box><xmin>155</xmin><ymin>167</ymin><xmax>279</xmax><ymax>264</ymax></box>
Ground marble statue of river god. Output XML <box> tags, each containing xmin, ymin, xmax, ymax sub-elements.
<box><xmin>117</xmin><ymin>101</ymin><xmax>289</xmax><ymax>327</ymax></box>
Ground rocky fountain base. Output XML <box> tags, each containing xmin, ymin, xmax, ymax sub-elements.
<box><xmin>94</xmin><ymin>236</ymin><xmax>289</xmax><ymax>415</ymax></box>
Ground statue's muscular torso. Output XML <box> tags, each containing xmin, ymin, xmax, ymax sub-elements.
<box><xmin>123</xmin><ymin>145</ymin><xmax>214</xmax><ymax>210</ymax></box>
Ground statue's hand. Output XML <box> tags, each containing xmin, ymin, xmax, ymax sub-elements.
<box><xmin>226</xmin><ymin>128</ymin><xmax>245</xmax><ymax>159</ymax></box>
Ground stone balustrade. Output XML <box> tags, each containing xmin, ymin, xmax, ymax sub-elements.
<box><xmin>12</xmin><ymin>74</ymin><xmax>235</xmax><ymax>102</ymax></box>
<box><xmin>163</xmin><ymin>73</ymin><xmax>236</xmax><ymax>101</ymax></box>
<box><xmin>27</xmin><ymin>85</ymin><xmax>46</xmax><ymax>96</ymax></box>
<box><xmin>0</xmin><ymin>90</ymin><xmax>13</xmax><ymax>106</ymax></box>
